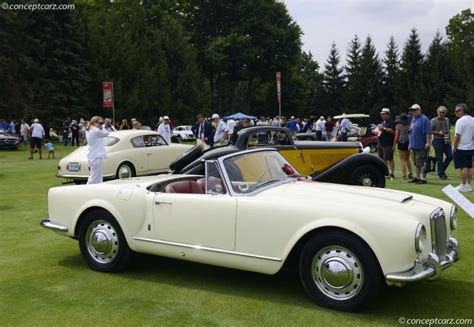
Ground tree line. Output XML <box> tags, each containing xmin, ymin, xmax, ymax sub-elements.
<box><xmin>0</xmin><ymin>1</ymin><xmax>472</xmax><ymax>127</ymax></box>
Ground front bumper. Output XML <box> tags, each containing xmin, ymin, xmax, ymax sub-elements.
<box><xmin>385</xmin><ymin>236</ymin><xmax>460</xmax><ymax>282</ymax></box>
<box><xmin>40</xmin><ymin>219</ymin><xmax>69</xmax><ymax>232</ymax></box>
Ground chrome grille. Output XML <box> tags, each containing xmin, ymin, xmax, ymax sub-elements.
<box><xmin>430</xmin><ymin>209</ymin><xmax>447</xmax><ymax>258</ymax></box>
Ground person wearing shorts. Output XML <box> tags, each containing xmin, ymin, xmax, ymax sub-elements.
<box><xmin>453</xmin><ymin>103</ymin><xmax>474</xmax><ymax>192</ymax></box>
<box><xmin>394</xmin><ymin>113</ymin><xmax>413</xmax><ymax>179</ymax></box>
<box><xmin>28</xmin><ymin>118</ymin><xmax>45</xmax><ymax>159</ymax></box>
<box><xmin>377</xmin><ymin>108</ymin><xmax>395</xmax><ymax>178</ymax></box>
<box><xmin>408</xmin><ymin>104</ymin><xmax>432</xmax><ymax>184</ymax></box>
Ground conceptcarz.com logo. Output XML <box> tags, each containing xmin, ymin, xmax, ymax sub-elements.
<box><xmin>1</xmin><ymin>2</ymin><xmax>75</xmax><ymax>11</ymax></box>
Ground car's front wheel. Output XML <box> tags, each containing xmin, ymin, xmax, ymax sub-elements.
<box><xmin>299</xmin><ymin>230</ymin><xmax>383</xmax><ymax>311</ymax></box>
<box><xmin>368</xmin><ymin>143</ymin><xmax>377</xmax><ymax>153</ymax></box>
<box><xmin>78</xmin><ymin>209</ymin><xmax>132</xmax><ymax>272</ymax></box>
<box><xmin>350</xmin><ymin>164</ymin><xmax>385</xmax><ymax>187</ymax></box>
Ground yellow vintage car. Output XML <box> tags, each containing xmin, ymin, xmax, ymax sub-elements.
<box><xmin>171</xmin><ymin>126</ymin><xmax>388</xmax><ymax>187</ymax></box>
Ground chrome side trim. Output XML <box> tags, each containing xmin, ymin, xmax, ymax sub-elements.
<box><xmin>40</xmin><ymin>219</ymin><xmax>68</xmax><ymax>232</ymax></box>
<box><xmin>401</xmin><ymin>195</ymin><xmax>413</xmax><ymax>203</ymax></box>
<box><xmin>133</xmin><ymin>237</ymin><xmax>282</xmax><ymax>262</ymax></box>
<box><xmin>57</xmin><ymin>173</ymin><xmax>115</xmax><ymax>179</ymax></box>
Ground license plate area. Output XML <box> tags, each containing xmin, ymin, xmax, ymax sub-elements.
<box><xmin>67</xmin><ymin>162</ymin><xmax>80</xmax><ymax>171</ymax></box>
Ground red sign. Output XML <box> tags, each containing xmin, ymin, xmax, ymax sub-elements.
<box><xmin>276</xmin><ymin>72</ymin><xmax>281</xmax><ymax>104</ymax></box>
<box><xmin>102</xmin><ymin>82</ymin><xmax>114</xmax><ymax>109</ymax></box>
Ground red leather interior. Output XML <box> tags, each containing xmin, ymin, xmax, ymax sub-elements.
<box><xmin>165</xmin><ymin>180</ymin><xmax>204</xmax><ymax>194</ymax></box>
<box><xmin>196</xmin><ymin>177</ymin><xmax>226</xmax><ymax>194</ymax></box>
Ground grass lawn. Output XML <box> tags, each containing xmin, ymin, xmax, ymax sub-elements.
<box><xmin>0</xmin><ymin>144</ymin><xmax>473</xmax><ymax>326</ymax></box>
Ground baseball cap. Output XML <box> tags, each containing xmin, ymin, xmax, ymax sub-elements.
<box><xmin>163</xmin><ymin>116</ymin><xmax>170</xmax><ymax>120</ymax></box>
<box><xmin>34</xmin><ymin>118</ymin><xmax>39</xmax><ymax>123</ymax></box>
<box><xmin>409</xmin><ymin>104</ymin><xmax>421</xmax><ymax>110</ymax></box>
<box><xmin>212</xmin><ymin>114</ymin><xmax>219</xmax><ymax>119</ymax></box>
<box><xmin>380</xmin><ymin>108</ymin><xmax>390</xmax><ymax>114</ymax></box>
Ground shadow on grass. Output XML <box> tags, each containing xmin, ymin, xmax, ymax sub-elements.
<box><xmin>57</xmin><ymin>252</ymin><xmax>474</xmax><ymax>316</ymax></box>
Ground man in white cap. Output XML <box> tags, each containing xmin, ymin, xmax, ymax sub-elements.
<box><xmin>212</xmin><ymin>114</ymin><xmax>228</xmax><ymax>145</ymax></box>
<box><xmin>28</xmin><ymin>118</ymin><xmax>45</xmax><ymax>159</ymax></box>
<box><xmin>157</xmin><ymin>115</ymin><xmax>172</xmax><ymax>144</ymax></box>
<box><xmin>377</xmin><ymin>108</ymin><xmax>395</xmax><ymax>178</ymax></box>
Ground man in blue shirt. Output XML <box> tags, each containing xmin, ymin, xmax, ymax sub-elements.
<box><xmin>408</xmin><ymin>104</ymin><xmax>432</xmax><ymax>184</ymax></box>
<box><xmin>339</xmin><ymin>117</ymin><xmax>351</xmax><ymax>141</ymax></box>
<box><xmin>286</xmin><ymin>116</ymin><xmax>300</xmax><ymax>135</ymax></box>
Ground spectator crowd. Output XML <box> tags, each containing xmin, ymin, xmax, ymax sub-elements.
<box><xmin>1</xmin><ymin>102</ymin><xmax>473</xmax><ymax>191</ymax></box>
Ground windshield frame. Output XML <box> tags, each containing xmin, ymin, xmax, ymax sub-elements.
<box><xmin>216</xmin><ymin>148</ymin><xmax>298</xmax><ymax>197</ymax></box>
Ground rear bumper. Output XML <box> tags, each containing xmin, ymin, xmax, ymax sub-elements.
<box><xmin>40</xmin><ymin>219</ymin><xmax>69</xmax><ymax>232</ymax></box>
<box><xmin>385</xmin><ymin>236</ymin><xmax>460</xmax><ymax>282</ymax></box>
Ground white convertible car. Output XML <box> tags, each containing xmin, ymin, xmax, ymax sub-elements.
<box><xmin>42</xmin><ymin>149</ymin><xmax>459</xmax><ymax>311</ymax></box>
<box><xmin>57</xmin><ymin>130</ymin><xmax>193</xmax><ymax>182</ymax></box>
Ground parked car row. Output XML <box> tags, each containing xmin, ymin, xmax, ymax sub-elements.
<box><xmin>0</xmin><ymin>129</ymin><xmax>21</xmax><ymax>150</ymax></box>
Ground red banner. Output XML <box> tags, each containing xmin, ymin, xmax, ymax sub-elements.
<box><xmin>102</xmin><ymin>82</ymin><xmax>114</xmax><ymax>109</ymax></box>
<box><xmin>276</xmin><ymin>72</ymin><xmax>281</xmax><ymax>104</ymax></box>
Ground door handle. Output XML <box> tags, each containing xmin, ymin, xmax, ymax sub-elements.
<box><xmin>155</xmin><ymin>200</ymin><xmax>172</xmax><ymax>205</ymax></box>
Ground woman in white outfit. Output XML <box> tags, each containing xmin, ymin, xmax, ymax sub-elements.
<box><xmin>86</xmin><ymin>116</ymin><xmax>109</xmax><ymax>184</ymax></box>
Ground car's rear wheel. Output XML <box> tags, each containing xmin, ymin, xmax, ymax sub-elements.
<box><xmin>299</xmin><ymin>230</ymin><xmax>383</xmax><ymax>311</ymax></box>
<box><xmin>350</xmin><ymin>164</ymin><xmax>385</xmax><ymax>187</ymax></box>
<box><xmin>78</xmin><ymin>209</ymin><xmax>132</xmax><ymax>272</ymax></box>
<box><xmin>116</xmin><ymin>162</ymin><xmax>135</xmax><ymax>179</ymax></box>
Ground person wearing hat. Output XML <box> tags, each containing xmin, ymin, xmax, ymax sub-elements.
<box><xmin>394</xmin><ymin>113</ymin><xmax>413</xmax><ymax>180</ymax></box>
<box><xmin>157</xmin><ymin>116</ymin><xmax>172</xmax><ymax>144</ymax></box>
<box><xmin>377</xmin><ymin>108</ymin><xmax>396</xmax><ymax>178</ymax></box>
<box><xmin>28</xmin><ymin>118</ymin><xmax>45</xmax><ymax>159</ymax></box>
<box><xmin>430</xmin><ymin>106</ymin><xmax>453</xmax><ymax>180</ymax></box>
<box><xmin>408</xmin><ymin>104</ymin><xmax>432</xmax><ymax>184</ymax></box>
<box><xmin>212</xmin><ymin>114</ymin><xmax>228</xmax><ymax>145</ymax></box>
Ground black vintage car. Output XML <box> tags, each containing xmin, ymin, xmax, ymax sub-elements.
<box><xmin>170</xmin><ymin>126</ymin><xmax>388</xmax><ymax>187</ymax></box>
<box><xmin>0</xmin><ymin>130</ymin><xmax>21</xmax><ymax>150</ymax></box>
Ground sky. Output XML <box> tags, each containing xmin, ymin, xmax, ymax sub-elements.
<box><xmin>284</xmin><ymin>0</ymin><xmax>473</xmax><ymax>67</ymax></box>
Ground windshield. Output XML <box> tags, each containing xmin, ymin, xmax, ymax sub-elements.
<box><xmin>223</xmin><ymin>151</ymin><xmax>300</xmax><ymax>194</ymax></box>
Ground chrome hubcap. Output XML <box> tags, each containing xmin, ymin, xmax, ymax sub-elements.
<box><xmin>361</xmin><ymin>177</ymin><xmax>373</xmax><ymax>186</ymax></box>
<box><xmin>118</xmin><ymin>165</ymin><xmax>131</xmax><ymax>179</ymax></box>
<box><xmin>86</xmin><ymin>220</ymin><xmax>119</xmax><ymax>264</ymax></box>
<box><xmin>312</xmin><ymin>246</ymin><xmax>364</xmax><ymax>301</ymax></box>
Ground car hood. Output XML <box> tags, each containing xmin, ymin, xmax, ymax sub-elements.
<box><xmin>257</xmin><ymin>181</ymin><xmax>450</xmax><ymax>216</ymax></box>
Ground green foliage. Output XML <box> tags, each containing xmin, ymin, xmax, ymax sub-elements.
<box><xmin>382</xmin><ymin>36</ymin><xmax>400</xmax><ymax>112</ymax></box>
<box><xmin>321</xmin><ymin>43</ymin><xmax>345</xmax><ymax>116</ymax></box>
<box><xmin>398</xmin><ymin>28</ymin><xmax>424</xmax><ymax>111</ymax></box>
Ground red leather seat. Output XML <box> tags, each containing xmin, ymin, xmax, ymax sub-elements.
<box><xmin>196</xmin><ymin>177</ymin><xmax>226</xmax><ymax>194</ymax></box>
<box><xmin>165</xmin><ymin>180</ymin><xmax>204</xmax><ymax>194</ymax></box>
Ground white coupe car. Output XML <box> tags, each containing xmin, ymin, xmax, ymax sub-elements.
<box><xmin>57</xmin><ymin>130</ymin><xmax>193</xmax><ymax>182</ymax></box>
<box><xmin>42</xmin><ymin>149</ymin><xmax>459</xmax><ymax>311</ymax></box>
<box><xmin>172</xmin><ymin>125</ymin><xmax>195</xmax><ymax>142</ymax></box>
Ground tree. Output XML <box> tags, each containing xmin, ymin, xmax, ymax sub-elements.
<box><xmin>358</xmin><ymin>36</ymin><xmax>383</xmax><ymax>116</ymax></box>
<box><xmin>420</xmin><ymin>31</ymin><xmax>450</xmax><ymax>115</ymax></box>
<box><xmin>382</xmin><ymin>35</ymin><xmax>400</xmax><ymax>111</ymax></box>
<box><xmin>445</xmin><ymin>8</ymin><xmax>474</xmax><ymax>107</ymax></box>
<box><xmin>399</xmin><ymin>28</ymin><xmax>424</xmax><ymax>110</ymax></box>
<box><xmin>321</xmin><ymin>43</ymin><xmax>345</xmax><ymax>116</ymax></box>
<box><xmin>297</xmin><ymin>51</ymin><xmax>322</xmax><ymax>116</ymax></box>
<box><xmin>344</xmin><ymin>35</ymin><xmax>364</xmax><ymax>112</ymax></box>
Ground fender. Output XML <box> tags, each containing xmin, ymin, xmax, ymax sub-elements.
<box><xmin>312</xmin><ymin>152</ymin><xmax>388</xmax><ymax>183</ymax></box>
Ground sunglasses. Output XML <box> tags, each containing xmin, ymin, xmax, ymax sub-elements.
<box><xmin>455</xmin><ymin>110</ymin><xmax>463</xmax><ymax>113</ymax></box>
<box><xmin>96</xmin><ymin>121</ymin><xmax>104</xmax><ymax>124</ymax></box>
<box><xmin>408</xmin><ymin>109</ymin><xmax>418</xmax><ymax>111</ymax></box>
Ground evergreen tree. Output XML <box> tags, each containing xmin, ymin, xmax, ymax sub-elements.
<box><xmin>344</xmin><ymin>35</ymin><xmax>364</xmax><ymax>113</ymax></box>
<box><xmin>322</xmin><ymin>43</ymin><xmax>345</xmax><ymax>115</ymax></box>
<box><xmin>399</xmin><ymin>28</ymin><xmax>424</xmax><ymax>111</ymax></box>
<box><xmin>298</xmin><ymin>51</ymin><xmax>322</xmax><ymax>115</ymax></box>
<box><xmin>421</xmin><ymin>31</ymin><xmax>450</xmax><ymax>116</ymax></box>
<box><xmin>359</xmin><ymin>36</ymin><xmax>383</xmax><ymax>117</ymax></box>
<box><xmin>382</xmin><ymin>35</ymin><xmax>400</xmax><ymax>111</ymax></box>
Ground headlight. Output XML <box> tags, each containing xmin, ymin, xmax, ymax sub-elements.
<box><xmin>415</xmin><ymin>224</ymin><xmax>427</xmax><ymax>254</ymax></box>
<box><xmin>450</xmin><ymin>206</ymin><xmax>457</xmax><ymax>230</ymax></box>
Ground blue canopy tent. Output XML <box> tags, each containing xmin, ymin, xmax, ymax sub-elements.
<box><xmin>222</xmin><ymin>112</ymin><xmax>257</xmax><ymax>121</ymax></box>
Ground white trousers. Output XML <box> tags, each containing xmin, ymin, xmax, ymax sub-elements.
<box><xmin>87</xmin><ymin>158</ymin><xmax>103</xmax><ymax>184</ymax></box>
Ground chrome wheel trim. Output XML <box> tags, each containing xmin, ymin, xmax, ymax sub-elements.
<box><xmin>118</xmin><ymin>164</ymin><xmax>132</xmax><ymax>179</ymax></box>
<box><xmin>311</xmin><ymin>245</ymin><xmax>364</xmax><ymax>301</ymax></box>
<box><xmin>361</xmin><ymin>177</ymin><xmax>373</xmax><ymax>186</ymax></box>
<box><xmin>86</xmin><ymin>220</ymin><xmax>119</xmax><ymax>264</ymax></box>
